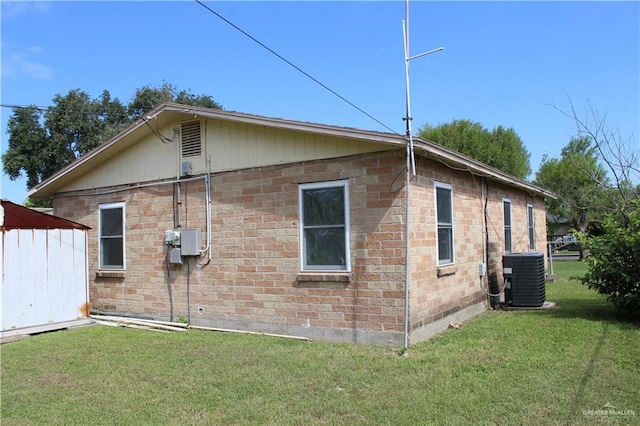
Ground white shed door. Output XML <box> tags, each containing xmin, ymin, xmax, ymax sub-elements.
<box><xmin>1</xmin><ymin>229</ymin><xmax>88</xmax><ymax>331</ymax></box>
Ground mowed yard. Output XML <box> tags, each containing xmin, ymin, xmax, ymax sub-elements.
<box><xmin>1</xmin><ymin>262</ymin><xmax>638</xmax><ymax>425</ymax></box>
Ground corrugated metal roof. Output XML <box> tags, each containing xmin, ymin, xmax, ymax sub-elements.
<box><xmin>0</xmin><ymin>199</ymin><xmax>90</xmax><ymax>230</ymax></box>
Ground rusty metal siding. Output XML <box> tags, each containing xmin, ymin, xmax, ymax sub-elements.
<box><xmin>1</xmin><ymin>199</ymin><xmax>88</xmax><ymax>230</ymax></box>
<box><xmin>1</xmin><ymin>228</ymin><xmax>89</xmax><ymax>331</ymax></box>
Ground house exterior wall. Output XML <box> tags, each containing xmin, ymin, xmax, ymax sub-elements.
<box><xmin>54</xmin><ymin>150</ymin><xmax>408</xmax><ymax>344</ymax></box>
<box><xmin>483</xmin><ymin>180</ymin><xmax>548</xmax><ymax>290</ymax></box>
<box><xmin>407</xmin><ymin>156</ymin><xmax>548</xmax><ymax>342</ymax></box>
<box><xmin>408</xmin><ymin>158</ymin><xmax>486</xmax><ymax>342</ymax></box>
<box><xmin>52</xmin><ymin>150</ymin><xmax>548</xmax><ymax>345</ymax></box>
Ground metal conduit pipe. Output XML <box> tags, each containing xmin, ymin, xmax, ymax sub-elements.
<box><xmin>176</xmin><ymin>181</ymin><xmax>182</xmax><ymax>228</ymax></box>
<box><xmin>199</xmin><ymin>172</ymin><xmax>212</xmax><ymax>262</ymax></box>
<box><xmin>403</xmin><ymin>146</ymin><xmax>411</xmax><ymax>350</ymax></box>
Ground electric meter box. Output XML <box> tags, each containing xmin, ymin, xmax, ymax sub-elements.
<box><xmin>164</xmin><ymin>229</ymin><xmax>180</xmax><ymax>245</ymax></box>
<box><xmin>169</xmin><ymin>247</ymin><xmax>183</xmax><ymax>264</ymax></box>
<box><xmin>180</xmin><ymin>228</ymin><xmax>202</xmax><ymax>256</ymax></box>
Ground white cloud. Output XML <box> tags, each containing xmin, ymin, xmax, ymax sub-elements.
<box><xmin>1</xmin><ymin>44</ymin><xmax>53</xmax><ymax>80</ymax></box>
<box><xmin>1</xmin><ymin>1</ymin><xmax>50</xmax><ymax>18</ymax></box>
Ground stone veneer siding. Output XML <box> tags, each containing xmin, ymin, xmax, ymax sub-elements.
<box><xmin>407</xmin><ymin>156</ymin><xmax>548</xmax><ymax>342</ymax></box>
<box><xmin>53</xmin><ymin>150</ymin><xmax>547</xmax><ymax>344</ymax></box>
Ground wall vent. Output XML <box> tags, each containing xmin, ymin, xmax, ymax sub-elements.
<box><xmin>181</xmin><ymin>120</ymin><xmax>202</xmax><ymax>158</ymax></box>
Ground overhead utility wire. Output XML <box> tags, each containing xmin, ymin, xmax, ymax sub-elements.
<box><xmin>1</xmin><ymin>103</ymin><xmax>49</xmax><ymax>111</ymax></box>
<box><xmin>0</xmin><ymin>103</ymin><xmax>126</xmax><ymax>116</ymax></box>
<box><xmin>0</xmin><ymin>103</ymin><xmax>134</xmax><ymax>121</ymax></box>
<box><xmin>194</xmin><ymin>0</ymin><xmax>402</xmax><ymax>138</ymax></box>
<box><xmin>1</xmin><ymin>102</ymin><xmax>175</xmax><ymax>145</ymax></box>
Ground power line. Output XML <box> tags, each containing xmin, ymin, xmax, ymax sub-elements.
<box><xmin>1</xmin><ymin>102</ymin><xmax>155</xmax><ymax>127</ymax></box>
<box><xmin>1</xmin><ymin>103</ymin><xmax>49</xmax><ymax>112</ymax></box>
<box><xmin>1</xmin><ymin>103</ymin><xmax>177</xmax><ymax>145</ymax></box>
<box><xmin>4</xmin><ymin>4</ymin><xmax>404</xmax><ymax>138</ymax></box>
<box><xmin>0</xmin><ymin>103</ymin><xmax>132</xmax><ymax>119</ymax></box>
<box><xmin>193</xmin><ymin>0</ymin><xmax>403</xmax><ymax>138</ymax></box>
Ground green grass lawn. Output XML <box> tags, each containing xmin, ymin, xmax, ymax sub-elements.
<box><xmin>2</xmin><ymin>261</ymin><xmax>638</xmax><ymax>425</ymax></box>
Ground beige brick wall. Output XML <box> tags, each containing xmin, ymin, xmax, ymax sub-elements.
<box><xmin>407</xmin><ymin>156</ymin><xmax>548</xmax><ymax>340</ymax></box>
<box><xmin>55</xmin><ymin>151</ymin><xmax>408</xmax><ymax>343</ymax></box>
<box><xmin>53</xmin><ymin>149</ymin><xmax>547</xmax><ymax>344</ymax></box>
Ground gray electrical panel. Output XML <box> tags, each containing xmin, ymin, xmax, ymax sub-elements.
<box><xmin>180</xmin><ymin>228</ymin><xmax>202</xmax><ymax>256</ymax></box>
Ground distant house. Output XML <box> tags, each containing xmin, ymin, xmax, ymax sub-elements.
<box><xmin>28</xmin><ymin>103</ymin><xmax>554</xmax><ymax>345</ymax></box>
<box><xmin>546</xmin><ymin>213</ymin><xmax>572</xmax><ymax>238</ymax></box>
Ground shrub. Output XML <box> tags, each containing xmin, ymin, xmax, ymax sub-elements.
<box><xmin>578</xmin><ymin>206</ymin><xmax>640</xmax><ymax>314</ymax></box>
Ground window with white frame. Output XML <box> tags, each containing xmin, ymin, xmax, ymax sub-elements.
<box><xmin>99</xmin><ymin>202</ymin><xmax>126</xmax><ymax>270</ymax></box>
<box><xmin>299</xmin><ymin>180</ymin><xmax>350</xmax><ymax>271</ymax></box>
<box><xmin>435</xmin><ymin>182</ymin><xmax>454</xmax><ymax>265</ymax></box>
<box><xmin>527</xmin><ymin>203</ymin><xmax>535</xmax><ymax>250</ymax></box>
<box><xmin>503</xmin><ymin>198</ymin><xmax>512</xmax><ymax>253</ymax></box>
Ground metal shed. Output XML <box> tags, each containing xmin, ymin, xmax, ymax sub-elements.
<box><xmin>1</xmin><ymin>199</ymin><xmax>91</xmax><ymax>336</ymax></box>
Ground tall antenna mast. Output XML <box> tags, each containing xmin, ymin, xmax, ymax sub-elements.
<box><xmin>401</xmin><ymin>0</ymin><xmax>444</xmax><ymax>352</ymax></box>
<box><xmin>402</xmin><ymin>0</ymin><xmax>443</xmax><ymax>175</ymax></box>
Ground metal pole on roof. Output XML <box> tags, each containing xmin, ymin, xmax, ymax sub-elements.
<box><xmin>402</xmin><ymin>0</ymin><xmax>444</xmax><ymax>352</ymax></box>
<box><xmin>402</xmin><ymin>6</ymin><xmax>443</xmax><ymax>177</ymax></box>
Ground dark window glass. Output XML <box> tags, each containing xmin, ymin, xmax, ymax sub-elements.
<box><xmin>303</xmin><ymin>187</ymin><xmax>344</xmax><ymax>226</ymax></box>
<box><xmin>301</xmin><ymin>185</ymin><xmax>347</xmax><ymax>270</ymax></box>
<box><xmin>436</xmin><ymin>186</ymin><xmax>453</xmax><ymax>264</ymax></box>
<box><xmin>504</xmin><ymin>200</ymin><xmax>512</xmax><ymax>253</ymax></box>
<box><xmin>100</xmin><ymin>205</ymin><xmax>124</xmax><ymax>269</ymax></box>
<box><xmin>528</xmin><ymin>205</ymin><xmax>535</xmax><ymax>250</ymax></box>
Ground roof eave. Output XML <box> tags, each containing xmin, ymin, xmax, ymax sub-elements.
<box><xmin>413</xmin><ymin>138</ymin><xmax>557</xmax><ymax>199</ymax></box>
<box><xmin>160</xmin><ymin>103</ymin><xmax>407</xmax><ymax>145</ymax></box>
<box><xmin>27</xmin><ymin>102</ymin><xmax>555</xmax><ymax>201</ymax></box>
<box><xmin>27</xmin><ymin>114</ymin><xmax>151</xmax><ymax>199</ymax></box>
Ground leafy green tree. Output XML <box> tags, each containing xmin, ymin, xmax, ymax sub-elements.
<box><xmin>23</xmin><ymin>197</ymin><xmax>52</xmax><ymax>209</ymax></box>
<box><xmin>46</xmin><ymin>89</ymin><xmax>129</xmax><ymax>163</ymax></box>
<box><xmin>98</xmin><ymin>90</ymin><xmax>130</xmax><ymax>138</ymax></box>
<box><xmin>579</xmin><ymin>203</ymin><xmax>640</xmax><ymax>314</ymax></box>
<box><xmin>2</xmin><ymin>89</ymin><xmax>128</xmax><ymax>192</ymax></box>
<box><xmin>547</xmin><ymin>98</ymin><xmax>639</xmax><ymax>313</ymax></box>
<box><xmin>418</xmin><ymin>119</ymin><xmax>531</xmax><ymax>179</ymax></box>
<box><xmin>128</xmin><ymin>82</ymin><xmax>222</xmax><ymax>118</ymax></box>
<box><xmin>535</xmin><ymin>136</ymin><xmax>609</xmax><ymax>236</ymax></box>
<box><xmin>2</xmin><ymin>106</ymin><xmax>47</xmax><ymax>189</ymax></box>
<box><xmin>2</xmin><ymin>84</ymin><xmax>223</xmax><ymax>202</ymax></box>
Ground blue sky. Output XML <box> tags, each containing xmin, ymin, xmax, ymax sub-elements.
<box><xmin>2</xmin><ymin>1</ymin><xmax>639</xmax><ymax>204</ymax></box>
